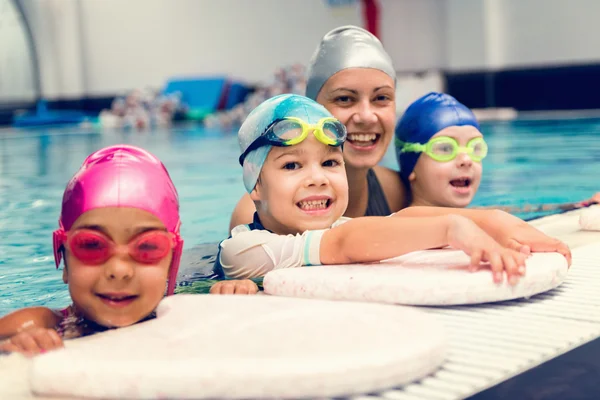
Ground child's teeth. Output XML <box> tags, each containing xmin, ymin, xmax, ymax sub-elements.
<box><xmin>299</xmin><ymin>199</ymin><xmax>328</xmax><ymax>210</ymax></box>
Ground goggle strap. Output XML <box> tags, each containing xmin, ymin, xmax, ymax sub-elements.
<box><xmin>401</xmin><ymin>142</ymin><xmax>426</xmax><ymax>153</ymax></box>
<box><xmin>53</xmin><ymin>228</ymin><xmax>66</xmax><ymax>269</ymax></box>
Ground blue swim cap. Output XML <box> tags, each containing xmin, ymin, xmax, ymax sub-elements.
<box><xmin>395</xmin><ymin>92</ymin><xmax>479</xmax><ymax>181</ymax></box>
<box><xmin>239</xmin><ymin>94</ymin><xmax>335</xmax><ymax>192</ymax></box>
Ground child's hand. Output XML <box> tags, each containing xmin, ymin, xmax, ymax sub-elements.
<box><xmin>485</xmin><ymin>210</ymin><xmax>571</xmax><ymax>266</ymax></box>
<box><xmin>576</xmin><ymin>192</ymin><xmax>600</xmax><ymax>208</ymax></box>
<box><xmin>447</xmin><ymin>215</ymin><xmax>528</xmax><ymax>285</ymax></box>
<box><xmin>210</xmin><ymin>279</ymin><xmax>259</xmax><ymax>295</ymax></box>
<box><xmin>0</xmin><ymin>327</ymin><xmax>63</xmax><ymax>356</ymax></box>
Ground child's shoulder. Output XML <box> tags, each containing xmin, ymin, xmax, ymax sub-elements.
<box><xmin>228</xmin><ymin>224</ymin><xmax>280</xmax><ymax>242</ymax></box>
<box><xmin>231</xmin><ymin>223</ymin><xmax>253</xmax><ymax>235</ymax></box>
<box><xmin>228</xmin><ymin>216</ymin><xmax>350</xmax><ymax>239</ymax></box>
<box><xmin>332</xmin><ymin>216</ymin><xmax>352</xmax><ymax>228</ymax></box>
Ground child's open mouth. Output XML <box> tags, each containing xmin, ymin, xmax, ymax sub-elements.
<box><xmin>297</xmin><ymin>198</ymin><xmax>332</xmax><ymax>214</ymax></box>
<box><xmin>347</xmin><ymin>133</ymin><xmax>380</xmax><ymax>149</ymax></box>
<box><xmin>449</xmin><ymin>177</ymin><xmax>472</xmax><ymax>194</ymax></box>
<box><xmin>97</xmin><ymin>293</ymin><xmax>138</xmax><ymax>307</ymax></box>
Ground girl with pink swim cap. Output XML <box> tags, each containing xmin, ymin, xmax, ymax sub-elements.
<box><xmin>0</xmin><ymin>145</ymin><xmax>188</xmax><ymax>355</ymax></box>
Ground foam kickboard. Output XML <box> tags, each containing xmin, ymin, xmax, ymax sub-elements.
<box><xmin>31</xmin><ymin>294</ymin><xmax>447</xmax><ymax>399</ymax></box>
<box><xmin>264</xmin><ymin>249</ymin><xmax>568</xmax><ymax>306</ymax></box>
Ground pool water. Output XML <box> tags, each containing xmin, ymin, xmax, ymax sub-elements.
<box><xmin>1</xmin><ymin>118</ymin><xmax>599</xmax><ymax>315</ymax></box>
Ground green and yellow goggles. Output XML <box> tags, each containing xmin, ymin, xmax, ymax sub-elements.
<box><xmin>397</xmin><ymin>136</ymin><xmax>488</xmax><ymax>163</ymax></box>
<box><xmin>239</xmin><ymin>117</ymin><xmax>347</xmax><ymax>165</ymax></box>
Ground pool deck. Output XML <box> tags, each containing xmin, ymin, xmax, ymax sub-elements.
<box><xmin>529</xmin><ymin>206</ymin><xmax>600</xmax><ymax>250</ymax></box>
<box><xmin>0</xmin><ymin>206</ymin><xmax>600</xmax><ymax>400</ymax></box>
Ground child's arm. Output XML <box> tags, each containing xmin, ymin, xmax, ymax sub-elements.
<box><xmin>221</xmin><ymin>215</ymin><xmax>526</xmax><ymax>284</ymax></box>
<box><xmin>0</xmin><ymin>307</ymin><xmax>63</xmax><ymax>355</ymax></box>
<box><xmin>0</xmin><ymin>307</ymin><xmax>61</xmax><ymax>339</ymax></box>
<box><xmin>210</xmin><ymin>279</ymin><xmax>259</xmax><ymax>295</ymax></box>
<box><xmin>320</xmin><ymin>214</ymin><xmax>526</xmax><ymax>284</ymax></box>
<box><xmin>394</xmin><ymin>206</ymin><xmax>572</xmax><ymax>265</ymax></box>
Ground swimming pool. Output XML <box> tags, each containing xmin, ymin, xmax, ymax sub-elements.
<box><xmin>1</xmin><ymin>118</ymin><xmax>599</xmax><ymax>315</ymax></box>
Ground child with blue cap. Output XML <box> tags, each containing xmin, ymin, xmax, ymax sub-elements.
<box><xmin>396</xmin><ymin>92</ymin><xmax>484</xmax><ymax>208</ymax></box>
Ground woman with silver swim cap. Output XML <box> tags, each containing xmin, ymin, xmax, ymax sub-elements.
<box><xmin>230</xmin><ymin>26</ymin><xmax>405</xmax><ymax>229</ymax></box>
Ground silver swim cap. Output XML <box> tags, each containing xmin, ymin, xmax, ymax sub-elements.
<box><xmin>306</xmin><ymin>25</ymin><xmax>396</xmax><ymax>100</ymax></box>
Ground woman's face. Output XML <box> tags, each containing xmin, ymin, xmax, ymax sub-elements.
<box><xmin>316</xmin><ymin>68</ymin><xmax>396</xmax><ymax>171</ymax></box>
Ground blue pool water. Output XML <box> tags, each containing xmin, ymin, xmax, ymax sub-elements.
<box><xmin>1</xmin><ymin>119</ymin><xmax>599</xmax><ymax>315</ymax></box>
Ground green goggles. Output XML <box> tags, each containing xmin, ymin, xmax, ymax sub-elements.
<box><xmin>397</xmin><ymin>136</ymin><xmax>488</xmax><ymax>163</ymax></box>
<box><xmin>239</xmin><ymin>117</ymin><xmax>347</xmax><ymax>165</ymax></box>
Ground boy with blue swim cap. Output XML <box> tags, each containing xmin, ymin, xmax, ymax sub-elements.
<box><xmin>216</xmin><ymin>94</ymin><xmax>535</xmax><ymax>286</ymax></box>
<box><xmin>395</xmin><ymin>92</ymin><xmax>486</xmax><ymax>208</ymax></box>
<box><xmin>238</xmin><ymin>94</ymin><xmax>348</xmax><ymax>198</ymax></box>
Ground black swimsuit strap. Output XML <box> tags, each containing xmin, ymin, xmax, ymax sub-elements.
<box><xmin>364</xmin><ymin>169</ymin><xmax>392</xmax><ymax>216</ymax></box>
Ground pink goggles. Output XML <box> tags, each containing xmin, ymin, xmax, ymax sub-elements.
<box><xmin>53</xmin><ymin>226</ymin><xmax>183</xmax><ymax>295</ymax></box>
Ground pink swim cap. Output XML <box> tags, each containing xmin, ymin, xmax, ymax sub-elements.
<box><xmin>52</xmin><ymin>144</ymin><xmax>183</xmax><ymax>295</ymax></box>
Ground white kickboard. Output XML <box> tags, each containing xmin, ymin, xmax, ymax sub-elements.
<box><xmin>30</xmin><ymin>294</ymin><xmax>447</xmax><ymax>399</ymax></box>
<box><xmin>264</xmin><ymin>249</ymin><xmax>568</xmax><ymax>306</ymax></box>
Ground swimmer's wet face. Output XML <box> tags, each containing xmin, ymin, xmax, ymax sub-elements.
<box><xmin>409</xmin><ymin>126</ymin><xmax>484</xmax><ymax>208</ymax></box>
<box><xmin>316</xmin><ymin>68</ymin><xmax>396</xmax><ymax>170</ymax></box>
<box><xmin>62</xmin><ymin>207</ymin><xmax>172</xmax><ymax>328</ymax></box>
<box><xmin>250</xmin><ymin>133</ymin><xmax>349</xmax><ymax>235</ymax></box>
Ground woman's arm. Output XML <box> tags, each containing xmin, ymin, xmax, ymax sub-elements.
<box><xmin>229</xmin><ymin>193</ymin><xmax>257</xmax><ymax>232</ymax></box>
